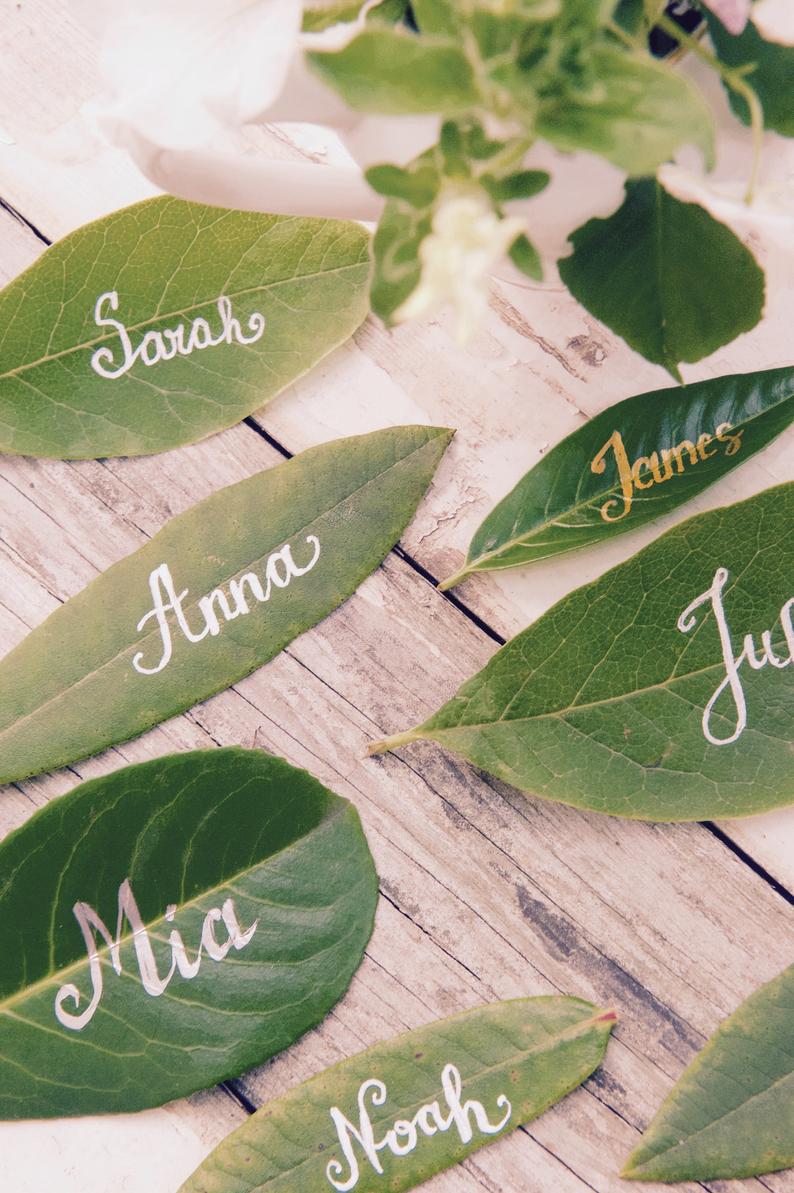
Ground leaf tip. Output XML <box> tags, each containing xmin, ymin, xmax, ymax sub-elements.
<box><xmin>594</xmin><ymin>1007</ymin><xmax>619</xmax><ymax>1026</ymax></box>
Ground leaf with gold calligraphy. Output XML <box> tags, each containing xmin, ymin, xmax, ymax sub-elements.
<box><xmin>439</xmin><ymin>367</ymin><xmax>794</xmax><ymax>592</ymax></box>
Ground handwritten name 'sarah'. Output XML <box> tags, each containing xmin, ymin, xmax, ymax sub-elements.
<box><xmin>326</xmin><ymin>1064</ymin><xmax>512</xmax><ymax>1191</ymax></box>
<box><xmin>89</xmin><ymin>290</ymin><xmax>266</xmax><ymax>380</ymax></box>
<box><xmin>678</xmin><ymin>567</ymin><xmax>794</xmax><ymax>746</ymax></box>
<box><xmin>132</xmin><ymin>535</ymin><xmax>321</xmax><ymax>676</ymax></box>
<box><xmin>591</xmin><ymin>423</ymin><xmax>744</xmax><ymax>523</ymax></box>
<box><xmin>55</xmin><ymin>879</ymin><xmax>259</xmax><ymax>1031</ymax></box>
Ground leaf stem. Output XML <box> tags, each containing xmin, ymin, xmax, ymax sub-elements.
<box><xmin>437</xmin><ymin>565</ymin><xmax>472</xmax><ymax>592</ymax></box>
<box><xmin>366</xmin><ymin>729</ymin><xmax>424</xmax><ymax>756</ymax></box>
<box><xmin>654</xmin><ymin>11</ymin><xmax>764</xmax><ymax>203</ymax></box>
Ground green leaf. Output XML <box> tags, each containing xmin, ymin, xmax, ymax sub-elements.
<box><xmin>308</xmin><ymin>28</ymin><xmax>479</xmax><ymax>114</ymax></box>
<box><xmin>0</xmin><ymin>426</ymin><xmax>452</xmax><ymax>785</ymax></box>
<box><xmin>179</xmin><ymin>997</ymin><xmax>616</xmax><ymax>1193</ymax></box>
<box><xmin>481</xmin><ymin>168</ymin><xmax>550</xmax><ymax>202</ymax></box>
<box><xmin>559</xmin><ymin>179</ymin><xmax>765</xmax><ymax>380</ymax></box>
<box><xmin>365</xmin><ymin>162</ymin><xmax>440</xmax><ymax>206</ymax></box>
<box><xmin>705</xmin><ymin>10</ymin><xmax>794</xmax><ymax>137</ymax></box>
<box><xmin>535</xmin><ymin>45</ymin><xmax>715</xmax><ymax>174</ymax></box>
<box><xmin>371</xmin><ymin>482</ymin><xmax>794</xmax><ymax>822</ymax></box>
<box><xmin>623</xmin><ymin>960</ymin><xmax>794</xmax><ymax>1181</ymax></box>
<box><xmin>509</xmin><ymin>232</ymin><xmax>543</xmax><ymax>280</ymax></box>
<box><xmin>0</xmin><ymin>197</ymin><xmax>370</xmax><ymax>459</ymax></box>
<box><xmin>302</xmin><ymin>0</ymin><xmax>409</xmax><ymax>32</ymax></box>
<box><xmin>370</xmin><ymin>199</ymin><xmax>434</xmax><ymax>323</ymax></box>
<box><xmin>440</xmin><ymin>366</ymin><xmax>794</xmax><ymax>589</ymax></box>
<box><xmin>0</xmin><ymin>747</ymin><xmax>377</xmax><ymax>1118</ymax></box>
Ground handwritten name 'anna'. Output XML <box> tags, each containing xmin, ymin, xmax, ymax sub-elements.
<box><xmin>133</xmin><ymin>535</ymin><xmax>321</xmax><ymax>676</ymax></box>
<box><xmin>591</xmin><ymin>423</ymin><xmax>743</xmax><ymax>523</ymax></box>
<box><xmin>90</xmin><ymin>290</ymin><xmax>266</xmax><ymax>379</ymax></box>
<box><xmin>678</xmin><ymin>566</ymin><xmax>793</xmax><ymax>746</ymax></box>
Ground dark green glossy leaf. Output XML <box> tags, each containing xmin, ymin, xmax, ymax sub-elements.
<box><xmin>536</xmin><ymin>45</ymin><xmax>715</xmax><ymax>175</ymax></box>
<box><xmin>0</xmin><ymin>426</ymin><xmax>452</xmax><ymax>785</ymax></box>
<box><xmin>180</xmin><ymin>997</ymin><xmax>616</xmax><ymax>1193</ymax></box>
<box><xmin>624</xmin><ymin>960</ymin><xmax>794</xmax><ymax>1181</ymax></box>
<box><xmin>0</xmin><ymin>197</ymin><xmax>370</xmax><ymax>459</ymax></box>
<box><xmin>0</xmin><ymin>747</ymin><xmax>377</xmax><ymax>1118</ymax></box>
<box><xmin>308</xmin><ymin>28</ymin><xmax>479</xmax><ymax>114</ymax></box>
<box><xmin>439</xmin><ymin>366</ymin><xmax>794</xmax><ymax>590</ymax></box>
<box><xmin>559</xmin><ymin>179</ymin><xmax>765</xmax><ymax>380</ymax></box>
<box><xmin>705</xmin><ymin>11</ymin><xmax>794</xmax><ymax>137</ymax></box>
<box><xmin>372</xmin><ymin>482</ymin><xmax>794</xmax><ymax>822</ymax></box>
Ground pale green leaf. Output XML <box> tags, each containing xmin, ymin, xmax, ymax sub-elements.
<box><xmin>0</xmin><ymin>747</ymin><xmax>377</xmax><ymax>1118</ymax></box>
<box><xmin>180</xmin><ymin>997</ymin><xmax>616</xmax><ymax>1193</ymax></box>
<box><xmin>0</xmin><ymin>426</ymin><xmax>452</xmax><ymax>784</ymax></box>
<box><xmin>372</xmin><ymin>482</ymin><xmax>794</xmax><ymax>822</ymax></box>
<box><xmin>0</xmin><ymin>197</ymin><xmax>370</xmax><ymax>459</ymax></box>
<box><xmin>624</xmin><ymin>960</ymin><xmax>794</xmax><ymax>1180</ymax></box>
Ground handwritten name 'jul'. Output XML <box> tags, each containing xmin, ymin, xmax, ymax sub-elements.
<box><xmin>133</xmin><ymin>535</ymin><xmax>321</xmax><ymax>676</ymax></box>
<box><xmin>90</xmin><ymin>290</ymin><xmax>266</xmax><ymax>379</ymax></box>
<box><xmin>678</xmin><ymin>567</ymin><xmax>794</xmax><ymax>746</ymax></box>
<box><xmin>326</xmin><ymin>1063</ymin><xmax>512</xmax><ymax>1190</ymax></box>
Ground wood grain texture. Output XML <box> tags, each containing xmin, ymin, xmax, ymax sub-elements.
<box><xmin>2</xmin><ymin>6</ymin><xmax>794</xmax><ymax>1190</ymax></box>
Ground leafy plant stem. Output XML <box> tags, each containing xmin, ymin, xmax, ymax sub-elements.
<box><xmin>367</xmin><ymin>729</ymin><xmax>425</xmax><ymax>755</ymax></box>
<box><xmin>654</xmin><ymin>10</ymin><xmax>764</xmax><ymax>202</ymax></box>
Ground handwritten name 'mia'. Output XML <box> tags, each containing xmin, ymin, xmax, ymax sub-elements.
<box><xmin>133</xmin><ymin>536</ymin><xmax>321</xmax><ymax>676</ymax></box>
<box><xmin>325</xmin><ymin>1064</ymin><xmax>512</xmax><ymax>1191</ymax></box>
<box><xmin>678</xmin><ymin>566</ymin><xmax>794</xmax><ymax>746</ymax></box>
<box><xmin>591</xmin><ymin>423</ymin><xmax>743</xmax><ymax>523</ymax></box>
<box><xmin>90</xmin><ymin>290</ymin><xmax>266</xmax><ymax>380</ymax></box>
<box><xmin>55</xmin><ymin>879</ymin><xmax>258</xmax><ymax>1031</ymax></box>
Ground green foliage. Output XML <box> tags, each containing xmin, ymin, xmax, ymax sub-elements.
<box><xmin>0</xmin><ymin>197</ymin><xmax>369</xmax><ymax>459</ymax></box>
<box><xmin>624</xmin><ymin>960</ymin><xmax>794</xmax><ymax>1180</ymax></box>
<box><xmin>372</xmin><ymin>482</ymin><xmax>794</xmax><ymax>822</ymax></box>
<box><xmin>0</xmin><ymin>748</ymin><xmax>378</xmax><ymax>1118</ymax></box>
<box><xmin>441</xmin><ymin>365</ymin><xmax>794</xmax><ymax>588</ymax></box>
<box><xmin>0</xmin><ymin>426</ymin><xmax>452</xmax><ymax>784</ymax></box>
<box><xmin>559</xmin><ymin>179</ymin><xmax>765</xmax><ymax>380</ymax></box>
<box><xmin>180</xmin><ymin>997</ymin><xmax>616</xmax><ymax>1193</ymax></box>
<box><xmin>305</xmin><ymin>0</ymin><xmax>785</xmax><ymax>368</ymax></box>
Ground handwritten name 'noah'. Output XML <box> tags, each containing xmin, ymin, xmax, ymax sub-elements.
<box><xmin>133</xmin><ymin>535</ymin><xmax>321</xmax><ymax>676</ymax></box>
<box><xmin>90</xmin><ymin>290</ymin><xmax>266</xmax><ymax>379</ymax></box>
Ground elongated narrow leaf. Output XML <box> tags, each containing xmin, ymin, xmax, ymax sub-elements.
<box><xmin>0</xmin><ymin>196</ymin><xmax>369</xmax><ymax>459</ymax></box>
<box><xmin>180</xmin><ymin>997</ymin><xmax>616</xmax><ymax>1193</ymax></box>
<box><xmin>559</xmin><ymin>179</ymin><xmax>765</xmax><ymax>380</ymax></box>
<box><xmin>624</xmin><ymin>961</ymin><xmax>794</xmax><ymax>1181</ymax></box>
<box><xmin>372</xmin><ymin>482</ymin><xmax>794</xmax><ymax>822</ymax></box>
<box><xmin>0</xmin><ymin>425</ymin><xmax>452</xmax><ymax>784</ymax></box>
<box><xmin>0</xmin><ymin>747</ymin><xmax>377</xmax><ymax>1118</ymax></box>
<box><xmin>440</xmin><ymin>366</ymin><xmax>794</xmax><ymax>589</ymax></box>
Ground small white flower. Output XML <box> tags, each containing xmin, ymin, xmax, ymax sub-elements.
<box><xmin>396</xmin><ymin>192</ymin><xmax>526</xmax><ymax>343</ymax></box>
<box><xmin>752</xmin><ymin>0</ymin><xmax>794</xmax><ymax>45</ymax></box>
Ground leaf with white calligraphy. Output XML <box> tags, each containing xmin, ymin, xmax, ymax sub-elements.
<box><xmin>372</xmin><ymin>482</ymin><xmax>794</xmax><ymax>821</ymax></box>
<box><xmin>0</xmin><ymin>425</ymin><xmax>452</xmax><ymax>785</ymax></box>
<box><xmin>439</xmin><ymin>366</ymin><xmax>794</xmax><ymax>590</ymax></box>
<box><xmin>0</xmin><ymin>196</ymin><xmax>369</xmax><ymax>458</ymax></box>
<box><xmin>179</xmin><ymin>997</ymin><xmax>616</xmax><ymax>1193</ymax></box>
<box><xmin>0</xmin><ymin>747</ymin><xmax>378</xmax><ymax>1118</ymax></box>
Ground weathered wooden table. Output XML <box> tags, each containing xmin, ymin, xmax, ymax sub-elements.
<box><xmin>2</xmin><ymin>6</ymin><xmax>794</xmax><ymax>1192</ymax></box>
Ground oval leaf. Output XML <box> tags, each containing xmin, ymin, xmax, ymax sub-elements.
<box><xmin>440</xmin><ymin>366</ymin><xmax>794</xmax><ymax>589</ymax></box>
<box><xmin>623</xmin><ymin>961</ymin><xmax>794</xmax><ymax>1181</ymax></box>
<box><xmin>559</xmin><ymin>179</ymin><xmax>765</xmax><ymax>380</ymax></box>
<box><xmin>372</xmin><ymin>482</ymin><xmax>794</xmax><ymax>821</ymax></box>
<box><xmin>179</xmin><ymin>997</ymin><xmax>616</xmax><ymax>1193</ymax></box>
<box><xmin>0</xmin><ymin>425</ymin><xmax>452</xmax><ymax>784</ymax></box>
<box><xmin>0</xmin><ymin>196</ymin><xmax>370</xmax><ymax>458</ymax></box>
<box><xmin>0</xmin><ymin>747</ymin><xmax>378</xmax><ymax>1118</ymax></box>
